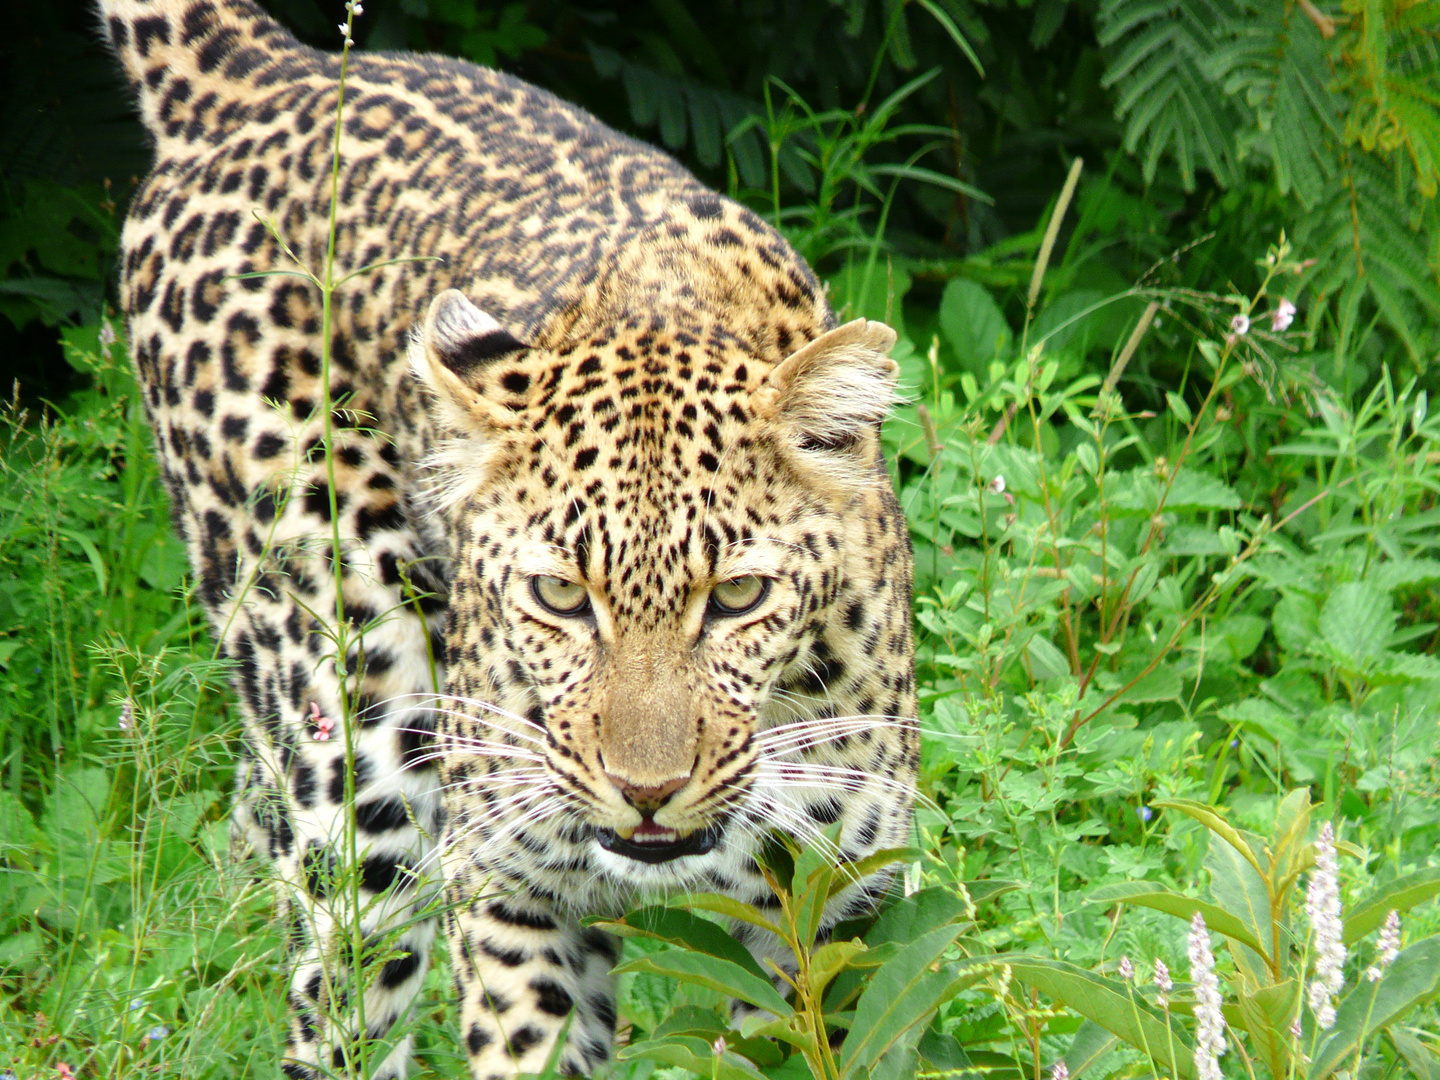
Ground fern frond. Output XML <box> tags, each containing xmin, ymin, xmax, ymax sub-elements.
<box><xmin>1097</xmin><ymin>0</ymin><xmax>1248</xmax><ymax>189</ymax></box>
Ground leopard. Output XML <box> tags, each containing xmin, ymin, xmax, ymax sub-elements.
<box><xmin>99</xmin><ymin>0</ymin><xmax>918</xmax><ymax>1076</ymax></box>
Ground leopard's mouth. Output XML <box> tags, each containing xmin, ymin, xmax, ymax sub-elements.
<box><xmin>594</xmin><ymin>819</ymin><xmax>721</xmax><ymax>864</ymax></box>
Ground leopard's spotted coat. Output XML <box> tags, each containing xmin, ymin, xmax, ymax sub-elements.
<box><xmin>101</xmin><ymin>2</ymin><xmax>918</xmax><ymax>1075</ymax></box>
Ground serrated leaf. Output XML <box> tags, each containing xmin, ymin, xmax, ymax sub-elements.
<box><xmin>1318</xmin><ymin>581</ymin><xmax>1395</xmax><ymax>666</ymax></box>
<box><xmin>1344</xmin><ymin>867</ymin><xmax>1440</xmax><ymax>945</ymax></box>
<box><xmin>1309</xmin><ymin>937</ymin><xmax>1440</xmax><ymax>1080</ymax></box>
<box><xmin>940</xmin><ymin>279</ymin><xmax>1012</xmax><ymax>372</ymax></box>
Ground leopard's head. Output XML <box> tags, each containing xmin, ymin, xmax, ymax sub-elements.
<box><xmin>412</xmin><ymin>289</ymin><xmax>911</xmax><ymax>893</ymax></box>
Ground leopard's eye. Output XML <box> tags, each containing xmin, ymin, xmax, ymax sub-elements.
<box><xmin>532</xmin><ymin>575</ymin><xmax>590</xmax><ymax>616</ymax></box>
<box><xmin>709</xmin><ymin>575</ymin><xmax>769</xmax><ymax>616</ymax></box>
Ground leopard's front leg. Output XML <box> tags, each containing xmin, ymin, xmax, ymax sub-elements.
<box><xmin>441</xmin><ymin>873</ymin><xmax>619</xmax><ymax>1077</ymax></box>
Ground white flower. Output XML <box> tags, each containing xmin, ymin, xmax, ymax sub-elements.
<box><xmin>1305</xmin><ymin>822</ymin><xmax>1346</xmax><ymax>1028</ymax></box>
<box><xmin>1189</xmin><ymin>913</ymin><xmax>1227</xmax><ymax>1080</ymax></box>
<box><xmin>338</xmin><ymin>22</ymin><xmax>353</xmax><ymax>45</ymax></box>
<box><xmin>1269</xmin><ymin>298</ymin><xmax>1296</xmax><ymax>332</ymax></box>
<box><xmin>99</xmin><ymin>321</ymin><xmax>117</xmax><ymax>348</ymax></box>
<box><xmin>1365</xmin><ymin>910</ymin><xmax>1401</xmax><ymax>982</ymax></box>
<box><xmin>988</xmin><ymin>474</ymin><xmax>1006</xmax><ymax>494</ymax></box>
<box><xmin>119</xmin><ymin>698</ymin><xmax>134</xmax><ymax>731</ymax></box>
<box><xmin>1118</xmin><ymin>955</ymin><xmax>1134</xmax><ymax>981</ymax></box>
<box><xmin>1051</xmin><ymin>1062</ymin><xmax>1070</xmax><ymax>1080</ymax></box>
<box><xmin>1154</xmin><ymin>957</ymin><xmax>1172</xmax><ymax>1009</ymax></box>
<box><xmin>1230</xmin><ymin>313</ymin><xmax>1251</xmax><ymax>336</ymax></box>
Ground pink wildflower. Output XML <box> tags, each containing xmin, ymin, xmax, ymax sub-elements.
<box><xmin>1269</xmin><ymin>298</ymin><xmax>1296</xmax><ymax>332</ymax></box>
<box><xmin>1230</xmin><ymin>313</ymin><xmax>1250</xmax><ymax>336</ymax></box>
<box><xmin>310</xmin><ymin>701</ymin><xmax>335</xmax><ymax>742</ymax></box>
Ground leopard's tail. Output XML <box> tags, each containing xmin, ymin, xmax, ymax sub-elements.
<box><xmin>98</xmin><ymin>0</ymin><xmax>314</xmax><ymax>144</ymax></box>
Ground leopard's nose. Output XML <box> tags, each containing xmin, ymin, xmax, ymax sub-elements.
<box><xmin>605</xmin><ymin>771</ymin><xmax>689</xmax><ymax>812</ymax></box>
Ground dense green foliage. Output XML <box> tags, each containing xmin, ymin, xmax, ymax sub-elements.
<box><xmin>2</xmin><ymin>0</ymin><xmax>1438</xmax><ymax>1076</ymax></box>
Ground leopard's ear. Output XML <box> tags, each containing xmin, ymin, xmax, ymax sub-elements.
<box><xmin>754</xmin><ymin>318</ymin><xmax>899</xmax><ymax>459</ymax></box>
<box><xmin>411</xmin><ymin>289</ymin><xmax>528</xmax><ymax>431</ymax></box>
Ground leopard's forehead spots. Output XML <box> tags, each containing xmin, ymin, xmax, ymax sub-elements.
<box><xmin>490</xmin><ymin>328</ymin><xmax>811</xmax><ymax>622</ymax></box>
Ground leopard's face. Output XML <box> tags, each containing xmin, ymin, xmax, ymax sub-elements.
<box><xmin>414</xmin><ymin>291</ymin><xmax>910</xmax><ymax>897</ymax></box>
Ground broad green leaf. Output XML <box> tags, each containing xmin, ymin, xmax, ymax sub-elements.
<box><xmin>1268</xmin><ymin>789</ymin><xmax>1312</xmax><ymax>898</ymax></box>
<box><xmin>940</xmin><ymin>278</ymin><xmax>1012</xmax><ymax>372</ymax></box>
<box><xmin>827</xmin><ymin>885</ymin><xmax>977</xmax><ymax>1010</ymax></box>
<box><xmin>596</xmin><ymin>906</ymin><xmax>768</xmax><ymax>979</ymax></box>
<box><xmin>679</xmin><ymin>892</ymin><xmax>783</xmax><ymax>937</ymax></box>
<box><xmin>1309</xmin><ymin>937</ymin><xmax>1440</xmax><ymax>1080</ymax></box>
<box><xmin>837</xmin><ymin>925</ymin><xmax>972</xmax><ymax>1077</ymax></box>
<box><xmin>829</xmin><ymin>846</ymin><xmax>918</xmax><ymax>900</ymax></box>
<box><xmin>1232</xmin><ymin>978</ymin><xmax>1299</xmax><ymax>1080</ymax></box>
<box><xmin>1389</xmin><ymin>1028</ymin><xmax>1440</xmax><ymax>1080</ymax></box>
<box><xmin>1318</xmin><ymin>581</ymin><xmax>1395</xmax><ymax>666</ymax></box>
<box><xmin>1344</xmin><ymin>867</ymin><xmax>1440</xmax><ymax>944</ymax></box>
<box><xmin>864</xmin><ymin>886</ymin><xmax>975</xmax><ymax>947</ymax></box>
<box><xmin>1063</xmin><ymin>1019</ymin><xmax>1122</xmax><ymax>1079</ymax></box>
<box><xmin>1204</xmin><ymin>835</ymin><xmax>1274</xmax><ymax>984</ymax></box>
<box><xmin>615</xmin><ymin>948</ymin><xmax>793</xmax><ymax>1017</ymax></box>
<box><xmin>1087</xmin><ymin>882</ymin><xmax>1268</xmax><ymax>959</ymax></box>
<box><xmin>617</xmin><ymin>1034</ymin><xmax>770</xmax><ymax>1080</ymax></box>
<box><xmin>1153</xmin><ymin>799</ymin><xmax>1265</xmax><ymax>875</ymax></box>
<box><xmin>807</xmin><ymin>939</ymin><xmax>868</xmax><ymax>1001</ymax></box>
<box><xmin>1003</xmin><ymin>956</ymin><xmax>1196</xmax><ymax>1079</ymax></box>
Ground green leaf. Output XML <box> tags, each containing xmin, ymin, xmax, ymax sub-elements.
<box><xmin>615</xmin><ymin>948</ymin><xmax>794</xmax><ymax>1017</ymax></box>
<box><xmin>940</xmin><ymin>279</ymin><xmax>1012</xmax><ymax>372</ymax></box>
<box><xmin>1153</xmin><ymin>799</ymin><xmax>1264</xmax><ymax>876</ymax></box>
<box><xmin>1063</xmin><ymin>1019</ymin><xmax>1122</xmax><ymax>1079</ymax></box>
<box><xmin>1389</xmin><ymin>1028</ymin><xmax>1440</xmax><ymax>1080</ymax></box>
<box><xmin>836</xmin><ymin>925</ymin><xmax>973</xmax><ymax>1077</ymax></box>
<box><xmin>1344</xmin><ymin>867</ymin><xmax>1440</xmax><ymax>945</ymax></box>
<box><xmin>1203</xmin><ymin>832</ymin><xmax>1274</xmax><ymax>982</ymax></box>
<box><xmin>1233</xmin><ymin>978</ymin><xmax>1300</xmax><ymax>1080</ymax></box>
<box><xmin>677</xmin><ymin>892</ymin><xmax>784</xmax><ymax>937</ymax></box>
<box><xmin>598</xmin><ymin>906</ymin><xmax>769</xmax><ymax>979</ymax></box>
<box><xmin>617</xmin><ymin>1034</ymin><xmax>770</xmax><ymax>1080</ymax></box>
<box><xmin>1087</xmin><ymin>882</ymin><xmax>1268</xmax><ymax>959</ymax></box>
<box><xmin>1318</xmin><ymin>581</ymin><xmax>1395</xmax><ymax>666</ymax></box>
<box><xmin>1309</xmin><ymin>937</ymin><xmax>1440</xmax><ymax>1080</ymax></box>
<box><xmin>1003</xmin><ymin>956</ymin><xmax>1196</xmax><ymax>1079</ymax></box>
